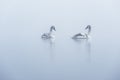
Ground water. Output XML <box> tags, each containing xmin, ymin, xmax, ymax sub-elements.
<box><xmin>0</xmin><ymin>0</ymin><xmax>120</xmax><ymax>80</ymax></box>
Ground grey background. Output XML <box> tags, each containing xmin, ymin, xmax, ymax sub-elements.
<box><xmin>0</xmin><ymin>0</ymin><xmax>120</xmax><ymax>80</ymax></box>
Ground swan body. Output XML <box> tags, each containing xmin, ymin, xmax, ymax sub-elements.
<box><xmin>41</xmin><ymin>26</ymin><xmax>56</xmax><ymax>39</ymax></box>
<box><xmin>72</xmin><ymin>33</ymin><xmax>88</xmax><ymax>39</ymax></box>
<box><xmin>72</xmin><ymin>25</ymin><xmax>91</xmax><ymax>39</ymax></box>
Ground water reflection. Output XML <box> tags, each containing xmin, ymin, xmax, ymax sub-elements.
<box><xmin>41</xmin><ymin>38</ymin><xmax>55</xmax><ymax>61</ymax></box>
<box><xmin>73</xmin><ymin>38</ymin><xmax>91</xmax><ymax>62</ymax></box>
<box><xmin>86</xmin><ymin>39</ymin><xmax>91</xmax><ymax>62</ymax></box>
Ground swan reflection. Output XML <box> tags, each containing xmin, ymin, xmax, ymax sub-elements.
<box><xmin>42</xmin><ymin>38</ymin><xmax>55</xmax><ymax>61</ymax></box>
<box><xmin>73</xmin><ymin>38</ymin><xmax>91</xmax><ymax>62</ymax></box>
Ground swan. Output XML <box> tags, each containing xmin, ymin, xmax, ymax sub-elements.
<box><xmin>41</xmin><ymin>26</ymin><xmax>56</xmax><ymax>39</ymax></box>
<box><xmin>72</xmin><ymin>25</ymin><xmax>91</xmax><ymax>39</ymax></box>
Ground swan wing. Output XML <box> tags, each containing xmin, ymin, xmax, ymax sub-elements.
<box><xmin>41</xmin><ymin>33</ymin><xmax>51</xmax><ymax>39</ymax></box>
<box><xmin>72</xmin><ymin>33</ymin><xmax>87</xmax><ymax>39</ymax></box>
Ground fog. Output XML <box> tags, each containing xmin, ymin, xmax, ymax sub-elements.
<box><xmin>0</xmin><ymin>0</ymin><xmax>120</xmax><ymax>80</ymax></box>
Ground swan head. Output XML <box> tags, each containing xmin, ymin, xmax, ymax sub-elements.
<box><xmin>85</xmin><ymin>25</ymin><xmax>91</xmax><ymax>30</ymax></box>
<box><xmin>85</xmin><ymin>25</ymin><xmax>91</xmax><ymax>35</ymax></box>
<box><xmin>50</xmin><ymin>26</ymin><xmax>56</xmax><ymax>32</ymax></box>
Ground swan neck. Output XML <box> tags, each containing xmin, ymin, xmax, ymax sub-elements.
<box><xmin>49</xmin><ymin>30</ymin><xmax>53</xmax><ymax>34</ymax></box>
<box><xmin>87</xmin><ymin>28</ymin><xmax>91</xmax><ymax>35</ymax></box>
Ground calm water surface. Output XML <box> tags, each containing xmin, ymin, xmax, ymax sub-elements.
<box><xmin>0</xmin><ymin>0</ymin><xmax>120</xmax><ymax>80</ymax></box>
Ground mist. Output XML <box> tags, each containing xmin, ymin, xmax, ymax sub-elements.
<box><xmin>0</xmin><ymin>0</ymin><xmax>120</xmax><ymax>80</ymax></box>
